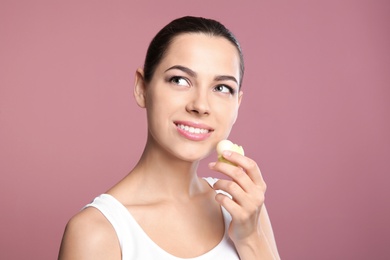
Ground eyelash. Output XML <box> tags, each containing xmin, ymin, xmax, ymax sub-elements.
<box><xmin>214</xmin><ymin>85</ymin><xmax>235</xmax><ymax>95</ymax></box>
<box><xmin>168</xmin><ymin>76</ymin><xmax>236</xmax><ymax>95</ymax></box>
<box><xmin>169</xmin><ymin>76</ymin><xmax>190</xmax><ymax>86</ymax></box>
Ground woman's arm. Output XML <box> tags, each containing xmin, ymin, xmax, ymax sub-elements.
<box><xmin>232</xmin><ymin>205</ymin><xmax>280</xmax><ymax>259</ymax></box>
<box><xmin>58</xmin><ymin>208</ymin><xmax>121</xmax><ymax>260</ymax></box>
<box><xmin>209</xmin><ymin>151</ymin><xmax>280</xmax><ymax>259</ymax></box>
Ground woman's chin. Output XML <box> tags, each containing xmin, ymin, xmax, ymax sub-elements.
<box><xmin>175</xmin><ymin>150</ymin><xmax>211</xmax><ymax>163</ymax></box>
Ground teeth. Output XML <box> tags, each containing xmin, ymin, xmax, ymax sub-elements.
<box><xmin>178</xmin><ymin>124</ymin><xmax>209</xmax><ymax>134</ymax></box>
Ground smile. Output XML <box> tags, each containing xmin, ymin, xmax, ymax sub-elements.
<box><xmin>174</xmin><ymin>121</ymin><xmax>213</xmax><ymax>141</ymax></box>
<box><xmin>177</xmin><ymin>124</ymin><xmax>210</xmax><ymax>134</ymax></box>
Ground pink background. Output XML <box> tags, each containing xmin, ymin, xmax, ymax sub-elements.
<box><xmin>1</xmin><ymin>1</ymin><xmax>389</xmax><ymax>259</ymax></box>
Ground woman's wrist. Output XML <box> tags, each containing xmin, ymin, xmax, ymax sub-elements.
<box><xmin>234</xmin><ymin>229</ymin><xmax>277</xmax><ymax>260</ymax></box>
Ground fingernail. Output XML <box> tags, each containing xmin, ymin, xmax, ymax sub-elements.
<box><xmin>223</xmin><ymin>151</ymin><xmax>232</xmax><ymax>157</ymax></box>
<box><xmin>208</xmin><ymin>162</ymin><xmax>216</xmax><ymax>168</ymax></box>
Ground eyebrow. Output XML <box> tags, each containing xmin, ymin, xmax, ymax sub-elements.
<box><xmin>214</xmin><ymin>75</ymin><xmax>238</xmax><ymax>85</ymax></box>
<box><xmin>165</xmin><ymin>65</ymin><xmax>238</xmax><ymax>85</ymax></box>
<box><xmin>165</xmin><ymin>65</ymin><xmax>197</xmax><ymax>78</ymax></box>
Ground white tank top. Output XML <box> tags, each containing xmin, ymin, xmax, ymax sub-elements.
<box><xmin>85</xmin><ymin>177</ymin><xmax>240</xmax><ymax>260</ymax></box>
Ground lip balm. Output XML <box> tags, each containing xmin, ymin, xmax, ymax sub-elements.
<box><xmin>216</xmin><ymin>140</ymin><xmax>244</xmax><ymax>165</ymax></box>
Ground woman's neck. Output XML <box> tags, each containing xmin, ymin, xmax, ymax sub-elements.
<box><xmin>113</xmin><ymin>137</ymin><xmax>208</xmax><ymax>202</ymax></box>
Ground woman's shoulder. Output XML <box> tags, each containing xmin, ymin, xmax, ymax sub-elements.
<box><xmin>66</xmin><ymin>206</ymin><xmax>114</xmax><ymax>239</ymax></box>
<box><xmin>58</xmin><ymin>207</ymin><xmax>121</xmax><ymax>259</ymax></box>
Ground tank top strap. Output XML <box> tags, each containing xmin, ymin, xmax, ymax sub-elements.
<box><xmin>203</xmin><ymin>177</ymin><xmax>233</xmax><ymax>199</ymax></box>
<box><xmin>203</xmin><ymin>177</ymin><xmax>219</xmax><ymax>187</ymax></box>
<box><xmin>84</xmin><ymin>194</ymin><xmax>134</xmax><ymax>259</ymax></box>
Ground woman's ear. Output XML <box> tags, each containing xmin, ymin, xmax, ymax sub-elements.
<box><xmin>232</xmin><ymin>90</ymin><xmax>243</xmax><ymax>125</ymax></box>
<box><xmin>134</xmin><ymin>68</ymin><xmax>147</xmax><ymax>108</ymax></box>
<box><xmin>238</xmin><ymin>90</ymin><xmax>243</xmax><ymax>108</ymax></box>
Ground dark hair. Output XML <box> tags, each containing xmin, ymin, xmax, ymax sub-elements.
<box><xmin>143</xmin><ymin>16</ymin><xmax>245</xmax><ymax>87</ymax></box>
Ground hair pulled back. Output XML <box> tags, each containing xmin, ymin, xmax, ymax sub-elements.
<box><xmin>143</xmin><ymin>16</ymin><xmax>244</xmax><ymax>87</ymax></box>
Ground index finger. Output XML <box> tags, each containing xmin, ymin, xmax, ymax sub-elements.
<box><xmin>220</xmin><ymin>150</ymin><xmax>265</xmax><ymax>186</ymax></box>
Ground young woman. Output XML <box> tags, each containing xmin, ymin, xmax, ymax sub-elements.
<box><xmin>59</xmin><ymin>16</ymin><xmax>280</xmax><ymax>260</ymax></box>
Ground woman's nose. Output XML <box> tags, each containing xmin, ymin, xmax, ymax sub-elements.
<box><xmin>185</xmin><ymin>90</ymin><xmax>210</xmax><ymax>116</ymax></box>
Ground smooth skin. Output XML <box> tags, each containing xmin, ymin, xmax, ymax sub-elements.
<box><xmin>59</xmin><ymin>33</ymin><xmax>280</xmax><ymax>259</ymax></box>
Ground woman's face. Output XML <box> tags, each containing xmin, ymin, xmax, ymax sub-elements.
<box><xmin>137</xmin><ymin>33</ymin><xmax>243</xmax><ymax>162</ymax></box>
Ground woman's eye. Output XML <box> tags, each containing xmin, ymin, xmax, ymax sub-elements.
<box><xmin>170</xmin><ymin>76</ymin><xmax>189</xmax><ymax>87</ymax></box>
<box><xmin>214</xmin><ymin>85</ymin><xmax>234</xmax><ymax>94</ymax></box>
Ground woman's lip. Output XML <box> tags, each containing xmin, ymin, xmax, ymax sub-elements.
<box><xmin>175</xmin><ymin>124</ymin><xmax>213</xmax><ymax>141</ymax></box>
<box><xmin>173</xmin><ymin>121</ymin><xmax>214</xmax><ymax>131</ymax></box>
<box><xmin>175</xmin><ymin>121</ymin><xmax>214</xmax><ymax>141</ymax></box>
